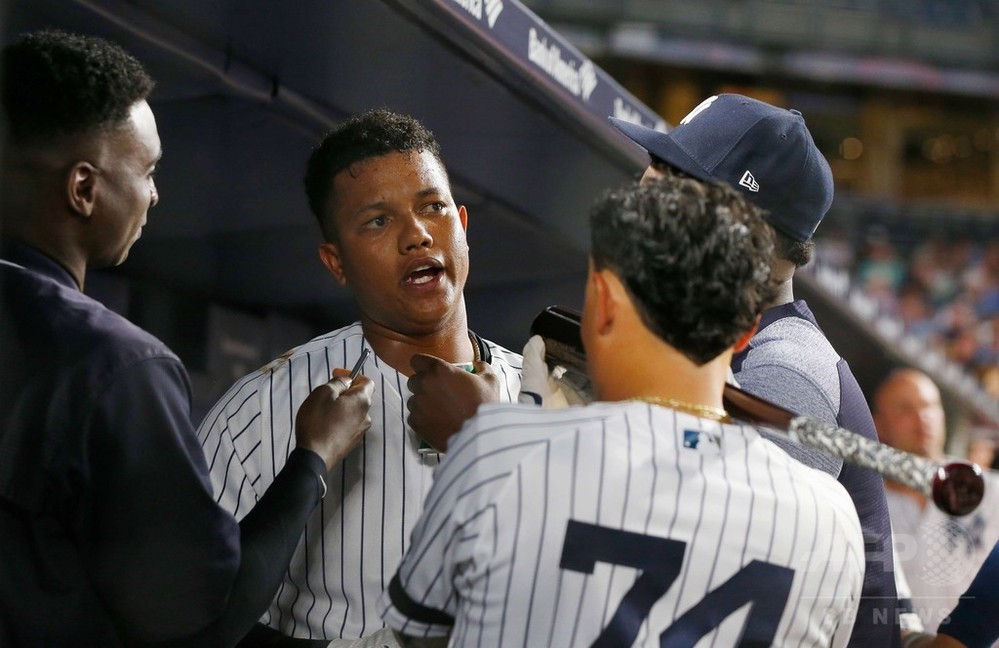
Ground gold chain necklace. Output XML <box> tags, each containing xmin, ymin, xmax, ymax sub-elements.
<box><xmin>628</xmin><ymin>395</ymin><xmax>732</xmax><ymax>423</ymax></box>
<box><xmin>468</xmin><ymin>331</ymin><xmax>481</xmax><ymax>363</ymax></box>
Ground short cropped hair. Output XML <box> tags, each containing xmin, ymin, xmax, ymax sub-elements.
<box><xmin>773</xmin><ymin>229</ymin><xmax>815</xmax><ymax>268</ymax></box>
<box><xmin>590</xmin><ymin>174</ymin><xmax>778</xmax><ymax>365</ymax></box>
<box><xmin>1</xmin><ymin>29</ymin><xmax>154</xmax><ymax>145</ymax></box>
<box><xmin>304</xmin><ymin>109</ymin><xmax>446</xmax><ymax>242</ymax></box>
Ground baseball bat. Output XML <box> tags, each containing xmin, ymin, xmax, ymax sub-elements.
<box><xmin>530</xmin><ymin>305</ymin><xmax>985</xmax><ymax>516</ymax></box>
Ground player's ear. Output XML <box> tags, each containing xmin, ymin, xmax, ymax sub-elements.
<box><xmin>67</xmin><ymin>161</ymin><xmax>98</xmax><ymax>218</ymax></box>
<box><xmin>588</xmin><ymin>264</ymin><xmax>618</xmax><ymax>336</ymax></box>
<box><xmin>732</xmin><ymin>314</ymin><xmax>761</xmax><ymax>353</ymax></box>
<box><xmin>318</xmin><ymin>242</ymin><xmax>348</xmax><ymax>285</ymax></box>
<box><xmin>458</xmin><ymin>205</ymin><xmax>468</xmax><ymax>231</ymax></box>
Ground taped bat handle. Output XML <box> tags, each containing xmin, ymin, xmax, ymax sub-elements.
<box><xmin>788</xmin><ymin>416</ymin><xmax>985</xmax><ymax>517</ymax></box>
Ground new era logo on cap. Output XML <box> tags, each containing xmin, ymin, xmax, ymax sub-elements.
<box><xmin>608</xmin><ymin>94</ymin><xmax>834</xmax><ymax>242</ymax></box>
<box><xmin>739</xmin><ymin>171</ymin><xmax>759</xmax><ymax>192</ymax></box>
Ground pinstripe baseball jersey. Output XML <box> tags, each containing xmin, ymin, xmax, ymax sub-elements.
<box><xmin>379</xmin><ymin>401</ymin><xmax>865</xmax><ymax>647</ymax></box>
<box><xmin>197</xmin><ymin>322</ymin><xmax>522</xmax><ymax>639</ymax></box>
<box><xmin>887</xmin><ymin>470</ymin><xmax>999</xmax><ymax>633</ymax></box>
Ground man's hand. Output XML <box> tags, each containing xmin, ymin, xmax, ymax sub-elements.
<box><xmin>295</xmin><ymin>369</ymin><xmax>374</xmax><ymax>471</ymax></box>
<box><xmin>518</xmin><ymin>335</ymin><xmax>590</xmax><ymax>408</ymax></box>
<box><xmin>407</xmin><ymin>353</ymin><xmax>500</xmax><ymax>452</ymax></box>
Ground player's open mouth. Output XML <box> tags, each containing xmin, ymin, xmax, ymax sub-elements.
<box><xmin>404</xmin><ymin>260</ymin><xmax>444</xmax><ymax>285</ymax></box>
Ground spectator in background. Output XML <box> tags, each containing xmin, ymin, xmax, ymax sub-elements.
<box><xmin>856</xmin><ymin>226</ymin><xmax>906</xmax><ymax>314</ymax></box>
<box><xmin>975</xmin><ymin>315</ymin><xmax>999</xmax><ymax>368</ymax></box>
<box><xmin>968</xmin><ymin>241</ymin><xmax>999</xmax><ymax>318</ymax></box>
<box><xmin>981</xmin><ymin>364</ymin><xmax>999</xmax><ymax>399</ymax></box>
<box><xmin>873</xmin><ymin>368</ymin><xmax>999</xmax><ymax>634</ymax></box>
<box><xmin>811</xmin><ymin>219</ymin><xmax>855</xmax><ymax>269</ymax></box>
<box><xmin>967</xmin><ymin>434</ymin><xmax>997</xmax><ymax>472</ymax></box>
<box><xmin>897</xmin><ymin>282</ymin><xmax>938</xmax><ymax>340</ymax></box>
<box><xmin>937</xmin><ymin>297</ymin><xmax>980</xmax><ymax>362</ymax></box>
<box><xmin>911</xmin><ymin>239</ymin><xmax>962</xmax><ymax>308</ymax></box>
<box><xmin>844</xmin><ymin>224</ymin><xmax>999</xmax><ymax>396</ymax></box>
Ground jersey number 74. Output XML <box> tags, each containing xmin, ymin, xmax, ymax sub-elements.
<box><xmin>560</xmin><ymin>520</ymin><xmax>794</xmax><ymax>647</ymax></box>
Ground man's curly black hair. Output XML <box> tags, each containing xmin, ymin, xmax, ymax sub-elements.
<box><xmin>1</xmin><ymin>30</ymin><xmax>154</xmax><ymax>144</ymax></box>
<box><xmin>651</xmin><ymin>155</ymin><xmax>814</xmax><ymax>268</ymax></box>
<box><xmin>304</xmin><ymin>108</ymin><xmax>446</xmax><ymax>243</ymax></box>
<box><xmin>590</xmin><ymin>172</ymin><xmax>779</xmax><ymax>365</ymax></box>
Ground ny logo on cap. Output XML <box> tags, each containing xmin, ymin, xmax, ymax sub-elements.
<box><xmin>679</xmin><ymin>95</ymin><xmax>718</xmax><ymax>125</ymax></box>
<box><xmin>739</xmin><ymin>170</ymin><xmax>760</xmax><ymax>192</ymax></box>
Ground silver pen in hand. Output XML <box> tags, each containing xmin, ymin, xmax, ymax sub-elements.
<box><xmin>348</xmin><ymin>348</ymin><xmax>370</xmax><ymax>382</ymax></box>
<box><xmin>335</xmin><ymin>348</ymin><xmax>369</xmax><ymax>389</ymax></box>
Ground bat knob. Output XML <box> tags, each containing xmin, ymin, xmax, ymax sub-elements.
<box><xmin>932</xmin><ymin>462</ymin><xmax>985</xmax><ymax>516</ymax></box>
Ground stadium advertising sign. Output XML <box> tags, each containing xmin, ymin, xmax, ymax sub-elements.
<box><xmin>430</xmin><ymin>0</ymin><xmax>665</xmax><ymax>132</ymax></box>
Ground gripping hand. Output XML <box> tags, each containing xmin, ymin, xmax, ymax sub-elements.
<box><xmin>518</xmin><ymin>335</ymin><xmax>590</xmax><ymax>408</ymax></box>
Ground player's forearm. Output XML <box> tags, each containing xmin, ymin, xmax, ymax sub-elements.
<box><xmin>155</xmin><ymin>448</ymin><xmax>326</xmax><ymax>647</ymax></box>
<box><xmin>391</xmin><ymin>629</ymin><xmax>449</xmax><ymax>648</ymax></box>
<box><xmin>212</xmin><ymin>448</ymin><xmax>326</xmax><ymax>642</ymax></box>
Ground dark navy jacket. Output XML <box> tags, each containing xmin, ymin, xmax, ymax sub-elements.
<box><xmin>0</xmin><ymin>243</ymin><xmax>324</xmax><ymax>646</ymax></box>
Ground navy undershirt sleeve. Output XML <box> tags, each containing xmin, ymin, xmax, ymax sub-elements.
<box><xmin>88</xmin><ymin>358</ymin><xmax>325</xmax><ymax>647</ymax></box>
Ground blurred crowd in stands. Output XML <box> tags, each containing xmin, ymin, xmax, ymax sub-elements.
<box><xmin>814</xmin><ymin>217</ymin><xmax>999</xmax><ymax>405</ymax></box>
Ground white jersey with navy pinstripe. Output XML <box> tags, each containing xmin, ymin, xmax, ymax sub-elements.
<box><xmin>197</xmin><ymin>322</ymin><xmax>522</xmax><ymax>639</ymax></box>
<box><xmin>379</xmin><ymin>401</ymin><xmax>864</xmax><ymax>647</ymax></box>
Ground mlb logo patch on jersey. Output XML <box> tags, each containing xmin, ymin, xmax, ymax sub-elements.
<box><xmin>683</xmin><ymin>429</ymin><xmax>722</xmax><ymax>453</ymax></box>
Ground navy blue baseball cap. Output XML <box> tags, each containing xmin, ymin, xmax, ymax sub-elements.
<box><xmin>609</xmin><ymin>94</ymin><xmax>834</xmax><ymax>242</ymax></box>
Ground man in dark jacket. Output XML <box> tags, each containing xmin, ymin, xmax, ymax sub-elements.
<box><xmin>0</xmin><ymin>29</ymin><xmax>373</xmax><ymax>647</ymax></box>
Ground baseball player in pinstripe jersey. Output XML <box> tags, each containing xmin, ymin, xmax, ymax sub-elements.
<box><xmin>380</xmin><ymin>176</ymin><xmax>865</xmax><ymax>646</ymax></box>
<box><xmin>610</xmin><ymin>94</ymin><xmax>910</xmax><ymax>645</ymax></box>
<box><xmin>197</xmin><ymin>109</ymin><xmax>522</xmax><ymax>641</ymax></box>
